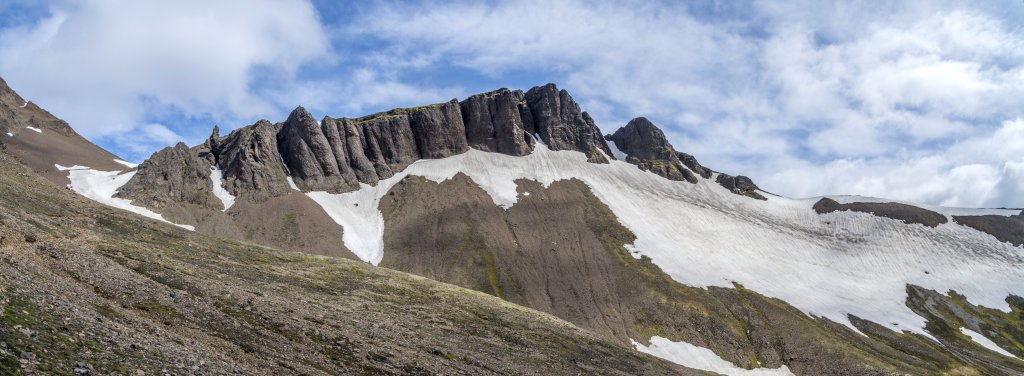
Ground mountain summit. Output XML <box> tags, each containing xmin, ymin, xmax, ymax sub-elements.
<box><xmin>3</xmin><ymin>77</ymin><xmax>1023</xmax><ymax>375</ymax></box>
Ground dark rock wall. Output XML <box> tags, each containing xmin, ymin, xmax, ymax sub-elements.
<box><xmin>952</xmin><ymin>211</ymin><xmax>1024</xmax><ymax>246</ymax></box>
<box><xmin>606</xmin><ymin>117</ymin><xmax>698</xmax><ymax>183</ymax></box>
<box><xmin>168</xmin><ymin>83</ymin><xmax>620</xmax><ymax>202</ymax></box>
<box><xmin>114</xmin><ymin>142</ymin><xmax>218</xmax><ymax>210</ymax></box>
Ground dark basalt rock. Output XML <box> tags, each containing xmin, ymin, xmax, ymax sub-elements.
<box><xmin>953</xmin><ymin>211</ymin><xmax>1024</xmax><ymax>246</ymax></box>
<box><xmin>215</xmin><ymin>119</ymin><xmax>292</xmax><ymax>202</ymax></box>
<box><xmin>121</xmin><ymin>83</ymin><xmax>709</xmax><ymax>206</ymax></box>
<box><xmin>677</xmin><ymin>152</ymin><xmax>711</xmax><ymax>179</ymax></box>
<box><xmin>716</xmin><ymin>174</ymin><xmax>767</xmax><ymax>200</ymax></box>
<box><xmin>606</xmin><ymin>117</ymin><xmax>697</xmax><ymax>183</ymax></box>
<box><xmin>408</xmin><ymin>100</ymin><xmax>470</xmax><ymax>159</ymax></box>
<box><xmin>326</xmin><ymin>117</ymin><xmax>380</xmax><ymax>185</ymax></box>
<box><xmin>525</xmin><ymin>84</ymin><xmax>613</xmax><ymax>163</ymax></box>
<box><xmin>356</xmin><ymin>110</ymin><xmax>420</xmax><ymax>177</ymax></box>
<box><xmin>460</xmin><ymin>89</ymin><xmax>534</xmax><ymax>156</ymax></box>
<box><xmin>278</xmin><ymin>106</ymin><xmax>356</xmax><ymax>192</ymax></box>
<box><xmin>114</xmin><ymin>142</ymin><xmax>217</xmax><ymax>210</ymax></box>
<box><xmin>812</xmin><ymin>198</ymin><xmax>948</xmax><ymax>227</ymax></box>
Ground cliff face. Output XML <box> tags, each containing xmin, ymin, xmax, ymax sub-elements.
<box><xmin>606</xmin><ymin>117</ymin><xmax>699</xmax><ymax>183</ymax></box>
<box><xmin>118</xmin><ymin>83</ymin><xmax>621</xmax><ymax>207</ymax></box>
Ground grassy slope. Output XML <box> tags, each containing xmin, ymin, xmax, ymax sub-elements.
<box><xmin>0</xmin><ymin>146</ymin><xmax>702</xmax><ymax>375</ymax></box>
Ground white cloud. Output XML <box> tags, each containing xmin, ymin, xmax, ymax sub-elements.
<box><xmin>350</xmin><ymin>1</ymin><xmax>1024</xmax><ymax>207</ymax></box>
<box><xmin>0</xmin><ymin>0</ymin><xmax>329</xmax><ymax>139</ymax></box>
<box><xmin>112</xmin><ymin>123</ymin><xmax>186</xmax><ymax>157</ymax></box>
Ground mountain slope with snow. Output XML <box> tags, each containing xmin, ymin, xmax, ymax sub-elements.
<box><xmin>6</xmin><ymin>76</ymin><xmax>1023</xmax><ymax>375</ymax></box>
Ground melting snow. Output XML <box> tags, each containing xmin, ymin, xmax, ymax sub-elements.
<box><xmin>210</xmin><ymin>166</ymin><xmax>236</xmax><ymax>211</ymax></box>
<box><xmin>286</xmin><ymin>177</ymin><xmax>301</xmax><ymax>191</ymax></box>
<box><xmin>304</xmin><ymin>142</ymin><xmax>1024</xmax><ymax>341</ymax></box>
<box><xmin>5</xmin><ymin>132</ymin><xmax>12</xmax><ymax>137</ymax></box>
<box><xmin>633</xmin><ymin>337</ymin><xmax>794</xmax><ymax>375</ymax></box>
<box><xmin>113</xmin><ymin>159</ymin><xmax>138</xmax><ymax>168</ymax></box>
<box><xmin>608</xmin><ymin>142</ymin><xmax>628</xmax><ymax>161</ymax></box>
<box><xmin>960</xmin><ymin>328</ymin><xmax>1020</xmax><ymax>359</ymax></box>
<box><xmin>55</xmin><ymin>164</ymin><xmax>90</xmax><ymax>171</ymax></box>
<box><xmin>25</xmin><ymin>126</ymin><xmax>41</xmax><ymax>133</ymax></box>
<box><xmin>20</xmin><ymin>101</ymin><xmax>27</xmax><ymax>108</ymax></box>
<box><xmin>59</xmin><ymin>164</ymin><xmax>194</xmax><ymax>231</ymax></box>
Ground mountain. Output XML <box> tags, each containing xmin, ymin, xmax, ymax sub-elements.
<box><xmin>0</xmin><ymin>79</ymin><xmax>699</xmax><ymax>376</ymax></box>
<box><xmin>3</xmin><ymin>76</ymin><xmax>1024</xmax><ymax>375</ymax></box>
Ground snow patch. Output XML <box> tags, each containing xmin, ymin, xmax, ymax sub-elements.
<box><xmin>19</xmin><ymin>101</ymin><xmax>27</xmax><ymax>108</ymax></box>
<box><xmin>64</xmin><ymin>166</ymin><xmax>194</xmax><ymax>231</ymax></box>
<box><xmin>5</xmin><ymin>132</ymin><xmax>12</xmax><ymax>137</ymax></box>
<box><xmin>632</xmin><ymin>337</ymin><xmax>794</xmax><ymax>375</ymax></box>
<box><xmin>286</xmin><ymin>177</ymin><xmax>300</xmax><ymax>191</ymax></box>
<box><xmin>960</xmin><ymin>328</ymin><xmax>1020</xmax><ymax>359</ymax></box>
<box><xmin>55</xmin><ymin>164</ymin><xmax>90</xmax><ymax>171</ymax></box>
<box><xmin>25</xmin><ymin>126</ymin><xmax>41</xmax><ymax>133</ymax></box>
<box><xmin>304</xmin><ymin>143</ymin><xmax>1024</xmax><ymax>338</ymax></box>
<box><xmin>113</xmin><ymin>159</ymin><xmax>138</xmax><ymax>168</ymax></box>
<box><xmin>608</xmin><ymin>141</ymin><xmax>628</xmax><ymax>161</ymax></box>
<box><xmin>210</xmin><ymin>166</ymin><xmax>236</xmax><ymax>211</ymax></box>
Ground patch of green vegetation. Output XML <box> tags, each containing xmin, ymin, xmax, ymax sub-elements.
<box><xmin>0</xmin><ymin>287</ymin><xmax>135</xmax><ymax>374</ymax></box>
<box><xmin>134</xmin><ymin>299</ymin><xmax>179</xmax><ymax>320</ymax></box>
<box><xmin>945</xmin><ymin>290</ymin><xmax>1024</xmax><ymax>356</ymax></box>
<box><xmin>481</xmin><ymin>250</ymin><xmax>504</xmax><ymax>299</ymax></box>
<box><xmin>94</xmin><ymin>304</ymin><xmax>120</xmax><ymax>319</ymax></box>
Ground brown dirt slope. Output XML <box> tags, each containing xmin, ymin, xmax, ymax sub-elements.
<box><xmin>0</xmin><ymin>77</ymin><xmax>124</xmax><ymax>185</ymax></box>
<box><xmin>378</xmin><ymin>173</ymin><xmax>1023</xmax><ymax>375</ymax></box>
<box><xmin>0</xmin><ymin>144</ymin><xmax>700</xmax><ymax>375</ymax></box>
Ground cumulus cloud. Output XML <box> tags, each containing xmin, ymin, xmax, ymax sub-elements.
<box><xmin>0</xmin><ymin>0</ymin><xmax>329</xmax><ymax>146</ymax></box>
<box><xmin>2</xmin><ymin>0</ymin><xmax>1021</xmax><ymax>207</ymax></box>
<box><xmin>351</xmin><ymin>0</ymin><xmax>1024</xmax><ymax>207</ymax></box>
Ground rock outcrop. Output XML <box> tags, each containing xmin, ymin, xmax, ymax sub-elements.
<box><xmin>952</xmin><ymin>211</ymin><xmax>1024</xmax><ymax>246</ymax></box>
<box><xmin>215</xmin><ymin>120</ymin><xmax>293</xmax><ymax>202</ymax></box>
<box><xmin>460</xmin><ymin>89</ymin><xmax>534</xmax><ymax>156</ymax></box>
<box><xmin>114</xmin><ymin>142</ymin><xmax>218</xmax><ymax>210</ymax></box>
<box><xmin>525</xmin><ymin>84</ymin><xmax>614</xmax><ymax>163</ymax></box>
<box><xmin>813</xmin><ymin>198</ymin><xmax>947</xmax><ymax>227</ymax></box>
<box><xmin>606</xmin><ymin>117</ymin><xmax>698</xmax><ymax>183</ymax></box>
<box><xmin>716</xmin><ymin>174</ymin><xmax>767</xmax><ymax>200</ymax></box>
<box><xmin>278</xmin><ymin>107</ymin><xmax>356</xmax><ymax>192</ymax></box>
<box><xmin>126</xmin><ymin>83</ymin><xmax>619</xmax><ymax>207</ymax></box>
<box><xmin>677</xmin><ymin>152</ymin><xmax>711</xmax><ymax>179</ymax></box>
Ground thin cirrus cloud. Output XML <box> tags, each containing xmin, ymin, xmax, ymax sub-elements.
<box><xmin>0</xmin><ymin>0</ymin><xmax>1021</xmax><ymax>208</ymax></box>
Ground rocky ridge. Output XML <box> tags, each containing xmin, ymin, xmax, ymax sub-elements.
<box><xmin>118</xmin><ymin>83</ymin><xmax>762</xmax><ymax>217</ymax></box>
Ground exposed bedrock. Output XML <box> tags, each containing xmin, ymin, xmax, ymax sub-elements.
<box><xmin>115</xmin><ymin>142</ymin><xmax>218</xmax><ymax>210</ymax></box>
<box><xmin>460</xmin><ymin>88</ymin><xmax>535</xmax><ymax>155</ymax></box>
<box><xmin>278</xmin><ymin>106</ymin><xmax>353</xmax><ymax>192</ymax></box>
<box><xmin>606</xmin><ymin>117</ymin><xmax>698</xmax><ymax>183</ymax></box>
<box><xmin>952</xmin><ymin>211</ymin><xmax>1024</xmax><ymax>246</ymax></box>
<box><xmin>716</xmin><ymin>173</ymin><xmax>767</xmax><ymax>200</ymax></box>
<box><xmin>525</xmin><ymin>83</ymin><xmax>614</xmax><ymax>163</ymax></box>
<box><xmin>813</xmin><ymin>198</ymin><xmax>948</xmax><ymax>227</ymax></box>
<box><xmin>214</xmin><ymin>119</ymin><xmax>293</xmax><ymax>202</ymax></box>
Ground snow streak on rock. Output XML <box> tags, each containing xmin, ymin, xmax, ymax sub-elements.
<box><xmin>210</xmin><ymin>166</ymin><xmax>235</xmax><ymax>211</ymax></box>
<box><xmin>59</xmin><ymin>164</ymin><xmax>195</xmax><ymax>231</ymax></box>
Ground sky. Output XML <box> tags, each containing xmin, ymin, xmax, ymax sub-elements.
<box><xmin>0</xmin><ymin>0</ymin><xmax>1022</xmax><ymax>208</ymax></box>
